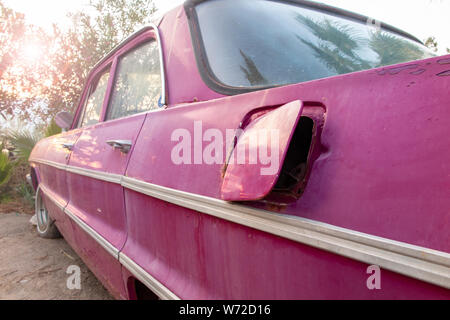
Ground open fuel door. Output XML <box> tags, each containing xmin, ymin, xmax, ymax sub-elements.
<box><xmin>221</xmin><ymin>100</ymin><xmax>304</xmax><ymax>201</ymax></box>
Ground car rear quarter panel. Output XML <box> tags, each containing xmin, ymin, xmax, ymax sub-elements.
<box><xmin>121</xmin><ymin>54</ymin><xmax>450</xmax><ymax>299</ymax></box>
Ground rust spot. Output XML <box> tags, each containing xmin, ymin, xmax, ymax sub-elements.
<box><xmin>437</xmin><ymin>58</ymin><xmax>450</xmax><ymax>65</ymax></box>
<box><xmin>261</xmin><ymin>201</ymin><xmax>288</xmax><ymax>213</ymax></box>
<box><xmin>437</xmin><ymin>70</ymin><xmax>450</xmax><ymax>77</ymax></box>
<box><xmin>410</xmin><ymin>69</ymin><xmax>426</xmax><ymax>75</ymax></box>
<box><xmin>387</xmin><ymin>64</ymin><xmax>419</xmax><ymax>75</ymax></box>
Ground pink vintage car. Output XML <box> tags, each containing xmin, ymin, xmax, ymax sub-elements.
<box><xmin>29</xmin><ymin>0</ymin><xmax>450</xmax><ymax>299</ymax></box>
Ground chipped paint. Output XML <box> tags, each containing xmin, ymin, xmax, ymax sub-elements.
<box><xmin>377</xmin><ymin>64</ymin><xmax>419</xmax><ymax>75</ymax></box>
<box><xmin>410</xmin><ymin>69</ymin><xmax>426</xmax><ymax>75</ymax></box>
<box><xmin>437</xmin><ymin>70</ymin><xmax>450</xmax><ymax>77</ymax></box>
<box><xmin>437</xmin><ymin>58</ymin><xmax>450</xmax><ymax>65</ymax></box>
<box><xmin>388</xmin><ymin>65</ymin><xmax>419</xmax><ymax>75</ymax></box>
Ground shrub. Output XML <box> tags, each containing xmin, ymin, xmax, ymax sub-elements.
<box><xmin>16</xmin><ymin>181</ymin><xmax>34</xmax><ymax>207</ymax></box>
<box><xmin>7</xmin><ymin>130</ymin><xmax>41</xmax><ymax>163</ymax></box>
<box><xmin>0</xmin><ymin>151</ymin><xmax>13</xmax><ymax>190</ymax></box>
<box><xmin>44</xmin><ymin>119</ymin><xmax>62</xmax><ymax>138</ymax></box>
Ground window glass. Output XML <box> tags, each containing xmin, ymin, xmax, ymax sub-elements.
<box><xmin>106</xmin><ymin>40</ymin><xmax>162</xmax><ymax>121</ymax></box>
<box><xmin>80</xmin><ymin>70</ymin><xmax>110</xmax><ymax>127</ymax></box>
<box><xmin>194</xmin><ymin>0</ymin><xmax>434</xmax><ymax>88</ymax></box>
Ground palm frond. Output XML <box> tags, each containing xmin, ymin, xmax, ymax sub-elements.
<box><xmin>7</xmin><ymin>130</ymin><xmax>42</xmax><ymax>162</ymax></box>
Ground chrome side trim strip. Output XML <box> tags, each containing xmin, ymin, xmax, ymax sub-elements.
<box><xmin>39</xmin><ymin>180</ymin><xmax>175</xmax><ymax>298</ymax></box>
<box><xmin>39</xmin><ymin>183</ymin><xmax>66</xmax><ymax>211</ymax></box>
<box><xmin>39</xmin><ymin>184</ymin><xmax>119</xmax><ymax>259</ymax></box>
<box><xmin>30</xmin><ymin>158</ymin><xmax>67</xmax><ymax>171</ymax></box>
<box><xmin>66</xmin><ymin>166</ymin><xmax>123</xmax><ymax>184</ymax></box>
<box><xmin>31</xmin><ymin>158</ymin><xmax>123</xmax><ymax>184</ymax></box>
<box><xmin>119</xmin><ymin>253</ymin><xmax>180</xmax><ymax>300</ymax></box>
<box><xmin>64</xmin><ymin>207</ymin><xmax>120</xmax><ymax>259</ymax></box>
<box><xmin>39</xmin><ymin>182</ymin><xmax>120</xmax><ymax>259</ymax></box>
<box><xmin>32</xmin><ymin>159</ymin><xmax>450</xmax><ymax>289</ymax></box>
<box><xmin>122</xmin><ymin>176</ymin><xmax>450</xmax><ymax>289</ymax></box>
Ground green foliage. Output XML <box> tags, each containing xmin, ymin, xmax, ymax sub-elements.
<box><xmin>295</xmin><ymin>15</ymin><xmax>372</xmax><ymax>74</ymax></box>
<box><xmin>0</xmin><ymin>151</ymin><xmax>13</xmax><ymax>188</ymax></box>
<box><xmin>15</xmin><ymin>181</ymin><xmax>34</xmax><ymax>206</ymax></box>
<box><xmin>44</xmin><ymin>119</ymin><xmax>62</xmax><ymax>138</ymax></box>
<box><xmin>369</xmin><ymin>32</ymin><xmax>427</xmax><ymax>66</ymax></box>
<box><xmin>424</xmin><ymin>36</ymin><xmax>450</xmax><ymax>55</ymax></box>
<box><xmin>7</xmin><ymin>129</ymin><xmax>40</xmax><ymax>162</ymax></box>
<box><xmin>43</xmin><ymin>0</ymin><xmax>158</xmax><ymax>121</ymax></box>
<box><xmin>0</xmin><ymin>0</ymin><xmax>157</xmax><ymax>123</ymax></box>
<box><xmin>0</xmin><ymin>2</ymin><xmax>52</xmax><ymax>120</ymax></box>
<box><xmin>295</xmin><ymin>14</ymin><xmax>430</xmax><ymax>75</ymax></box>
<box><xmin>0</xmin><ymin>2</ymin><xmax>26</xmax><ymax>115</ymax></box>
<box><xmin>424</xmin><ymin>36</ymin><xmax>438</xmax><ymax>53</ymax></box>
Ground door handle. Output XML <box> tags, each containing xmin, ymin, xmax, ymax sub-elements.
<box><xmin>106</xmin><ymin>140</ymin><xmax>133</xmax><ymax>154</ymax></box>
<box><xmin>62</xmin><ymin>143</ymin><xmax>74</xmax><ymax>151</ymax></box>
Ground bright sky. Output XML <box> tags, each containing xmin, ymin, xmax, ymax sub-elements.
<box><xmin>4</xmin><ymin>0</ymin><xmax>450</xmax><ymax>54</ymax></box>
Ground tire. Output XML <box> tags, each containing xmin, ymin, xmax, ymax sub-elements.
<box><xmin>35</xmin><ymin>186</ymin><xmax>61</xmax><ymax>239</ymax></box>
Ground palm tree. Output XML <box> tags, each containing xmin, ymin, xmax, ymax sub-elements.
<box><xmin>7</xmin><ymin>129</ymin><xmax>41</xmax><ymax>163</ymax></box>
<box><xmin>239</xmin><ymin>50</ymin><xmax>268</xmax><ymax>86</ymax></box>
<box><xmin>7</xmin><ymin>119</ymin><xmax>62</xmax><ymax>163</ymax></box>
<box><xmin>369</xmin><ymin>32</ymin><xmax>428</xmax><ymax>66</ymax></box>
<box><xmin>295</xmin><ymin>15</ymin><xmax>372</xmax><ymax>74</ymax></box>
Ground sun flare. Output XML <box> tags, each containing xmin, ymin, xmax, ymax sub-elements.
<box><xmin>22</xmin><ymin>43</ymin><xmax>44</xmax><ymax>62</ymax></box>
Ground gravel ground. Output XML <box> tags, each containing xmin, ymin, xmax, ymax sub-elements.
<box><xmin>0</xmin><ymin>212</ymin><xmax>112</xmax><ymax>300</ymax></box>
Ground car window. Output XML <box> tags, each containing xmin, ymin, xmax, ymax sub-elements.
<box><xmin>79</xmin><ymin>69</ymin><xmax>111</xmax><ymax>127</ymax></box>
<box><xmin>106</xmin><ymin>40</ymin><xmax>162</xmax><ymax>121</ymax></box>
<box><xmin>193</xmin><ymin>0</ymin><xmax>434</xmax><ymax>89</ymax></box>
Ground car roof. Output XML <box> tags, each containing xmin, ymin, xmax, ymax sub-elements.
<box><xmin>184</xmin><ymin>0</ymin><xmax>423</xmax><ymax>45</ymax></box>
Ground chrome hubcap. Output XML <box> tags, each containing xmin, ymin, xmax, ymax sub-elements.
<box><xmin>36</xmin><ymin>188</ymin><xmax>49</xmax><ymax>233</ymax></box>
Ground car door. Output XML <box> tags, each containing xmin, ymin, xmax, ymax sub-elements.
<box><xmin>65</xmin><ymin>30</ymin><xmax>165</xmax><ymax>297</ymax></box>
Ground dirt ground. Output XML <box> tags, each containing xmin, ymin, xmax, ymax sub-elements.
<box><xmin>0</xmin><ymin>212</ymin><xmax>112</xmax><ymax>300</ymax></box>
<box><xmin>0</xmin><ymin>199</ymin><xmax>34</xmax><ymax>215</ymax></box>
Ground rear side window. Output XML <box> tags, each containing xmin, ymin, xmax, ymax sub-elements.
<box><xmin>79</xmin><ymin>69</ymin><xmax>110</xmax><ymax>127</ymax></box>
<box><xmin>106</xmin><ymin>40</ymin><xmax>162</xmax><ymax>121</ymax></box>
<box><xmin>191</xmin><ymin>0</ymin><xmax>434</xmax><ymax>92</ymax></box>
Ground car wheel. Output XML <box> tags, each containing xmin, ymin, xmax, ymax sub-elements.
<box><xmin>35</xmin><ymin>186</ymin><xmax>61</xmax><ymax>239</ymax></box>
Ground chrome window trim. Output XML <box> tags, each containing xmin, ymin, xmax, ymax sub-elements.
<box><xmin>78</xmin><ymin>66</ymin><xmax>113</xmax><ymax>129</ymax></box>
<box><xmin>71</xmin><ymin>23</ymin><xmax>168</xmax><ymax>130</ymax></box>
<box><xmin>94</xmin><ymin>23</ymin><xmax>167</xmax><ymax>107</ymax></box>
<box><xmin>152</xmin><ymin>22</ymin><xmax>167</xmax><ymax>107</ymax></box>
